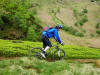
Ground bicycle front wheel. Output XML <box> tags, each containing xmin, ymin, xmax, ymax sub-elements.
<box><xmin>53</xmin><ymin>49</ymin><xmax>65</xmax><ymax>60</ymax></box>
<box><xmin>28</xmin><ymin>47</ymin><xmax>43</xmax><ymax>59</ymax></box>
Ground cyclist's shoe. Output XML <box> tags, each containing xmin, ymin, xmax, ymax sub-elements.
<box><xmin>61</xmin><ymin>43</ymin><xmax>64</xmax><ymax>46</ymax></box>
<box><xmin>40</xmin><ymin>51</ymin><xmax>46</xmax><ymax>58</ymax></box>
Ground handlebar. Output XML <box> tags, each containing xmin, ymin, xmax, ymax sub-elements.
<box><xmin>52</xmin><ymin>42</ymin><xmax>64</xmax><ymax>48</ymax></box>
<box><xmin>57</xmin><ymin>42</ymin><xmax>64</xmax><ymax>46</ymax></box>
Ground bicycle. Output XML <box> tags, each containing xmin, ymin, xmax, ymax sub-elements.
<box><xmin>28</xmin><ymin>43</ymin><xmax>65</xmax><ymax>61</ymax></box>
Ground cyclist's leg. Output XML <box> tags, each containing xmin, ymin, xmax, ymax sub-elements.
<box><xmin>41</xmin><ymin>35</ymin><xmax>52</xmax><ymax>58</ymax></box>
<box><xmin>43</xmin><ymin>35</ymin><xmax>52</xmax><ymax>52</ymax></box>
<box><xmin>41</xmin><ymin>35</ymin><xmax>52</xmax><ymax>52</ymax></box>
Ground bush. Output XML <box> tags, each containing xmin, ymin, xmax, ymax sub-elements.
<box><xmin>96</xmin><ymin>22</ymin><xmax>99</xmax><ymax>29</ymax></box>
<box><xmin>79</xmin><ymin>16</ymin><xmax>88</xmax><ymax>26</ymax></box>
<box><xmin>63</xmin><ymin>25</ymin><xmax>85</xmax><ymax>37</ymax></box>
<box><xmin>79</xmin><ymin>21</ymin><xmax>84</xmax><ymax>26</ymax></box>
<box><xmin>0</xmin><ymin>17</ymin><xmax>4</xmax><ymax>25</ymax></box>
<box><xmin>80</xmin><ymin>28</ymin><xmax>86</xmax><ymax>33</ymax></box>
<box><xmin>0</xmin><ymin>39</ymin><xmax>100</xmax><ymax>59</ymax></box>
<box><xmin>82</xmin><ymin>16</ymin><xmax>88</xmax><ymax>23</ymax></box>
<box><xmin>83</xmin><ymin>8</ymin><xmax>88</xmax><ymax>13</ymax></box>
<box><xmin>75</xmin><ymin>32</ymin><xmax>84</xmax><ymax>37</ymax></box>
<box><xmin>73</xmin><ymin>9</ymin><xmax>78</xmax><ymax>19</ymax></box>
<box><xmin>74</xmin><ymin>22</ymin><xmax>78</xmax><ymax>27</ymax></box>
<box><xmin>26</xmin><ymin>26</ymin><xmax>41</xmax><ymax>41</ymax></box>
<box><xmin>90</xmin><ymin>0</ymin><xmax>95</xmax><ymax>2</ymax></box>
<box><xmin>62</xmin><ymin>26</ymin><xmax>78</xmax><ymax>35</ymax></box>
<box><xmin>96</xmin><ymin>30</ymin><xmax>100</xmax><ymax>35</ymax></box>
<box><xmin>90</xmin><ymin>33</ymin><xmax>94</xmax><ymax>37</ymax></box>
<box><xmin>0</xmin><ymin>0</ymin><xmax>42</xmax><ymax>41</ymax></box>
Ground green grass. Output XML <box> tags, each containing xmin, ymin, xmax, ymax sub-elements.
<box><xmin>0</xmin><ymin>39</ymin><xmax>100</xmax><ymax>59</ymax></box>
<box><xmin>0</xmin><ymin>57</ymin><xmax>99</xmax><ymax>75</ymax></box>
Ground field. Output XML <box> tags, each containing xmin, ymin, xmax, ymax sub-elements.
<box><xmin>0</xmin><ymin>57</ymin><xmax>100</xmax><ymax>75</ymax></box>
<box><xmin>0</xmin><ymin>39</ymin><xmax>100</xmax><ymax>75</ymax></box>
<box><xmin>0</xmin><ymin>39</ymin><xmax>100</xmax><ymax>59</ymax></box>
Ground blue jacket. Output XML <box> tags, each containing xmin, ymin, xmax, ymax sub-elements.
<box><xmin>41</xmin><ymin>28</ymin><xmax>61</xmax><ymax>43</ymax></box>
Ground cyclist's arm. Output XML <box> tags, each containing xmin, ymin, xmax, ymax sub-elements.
<box><xmin>54</xmin><ymin>30</ymin><xmax>61</xmax><ymax>43</ymax></box>
<box><xmin>53</xmin><ymin>36</ymin><xmax>58</xmax><ymax>42</ymax></box>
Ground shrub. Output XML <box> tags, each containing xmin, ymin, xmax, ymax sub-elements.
<box><xmin>0</xmin><ymin>39</ymin><xmax>100</xmax><ymax>59</ymax></box>
<box><xmin>0</xmin><ymin>16</ymin><xmax>4</xmax><ymax>25</ymax></box>
<box><xmin>62</xmin><ymin>26</ymin><xmax>78</xmax><ymax>35</ymax></box>
<box><xmin>75</xmin><ymin>32</ymin><xmax>84</xmax><ymax>37</ymax></box>
<box><xmin>79</xmin><ymin>12</ymin><xmax>84</xmax><ymax>16</ymax></box>
<box><xmin>80</xmin><ymin>28</ymin><xmax>86</xmax><ymax>33</ymax></box>
<box><xmin>90</xmin><ymin>0</ymin><xmax>95</xmax><ymax>2</ymax></box>
<box><xmin>79</xmin><ymin>16</ymin><xmax>88</xmax><ymax>26</ymax></box>
<box><xmin>83</xmin><ymin>8</ymin><xmax>88</xmax><ymax>13</ymax></box>
<box><xmin>79</xmin><ymin>21</ymin><xmax>84</xmax><ymax>26</ymax></box>
<box><xmin>96</xmin><ymin>30</ymin><xmax>100</xmax><ymax>35</ymax></box>
<box><xmin>26</xmin><ymin>26</ymin><xmax>41</xmax><ymax>41</ymax></box>
<box><xmin>0</xmin><ymin>0</ymin><xmax>42</xmax><ymax>41</ymax></box>
<box><xmin>90</xmin><ymin>33</ymin><xmax>94</xmax><ymax>37</ymax></box>
<box><xmin>73</xmin><ymin>9</ymin><xmax>78</xmax><ymax>19</ymax></box>
<box><xmin>74</xmin><ymin>22</ymin><xmax>78</xmax><ymax>27</ymax></box>
<box><xmin>96</xmin><ymin>22</ymin><xmax>99</xmax><ymax>29</ymax></box>
<box><xmin>82</xmin><ymin>16</ymin><xmax>88</xmax><ymax>23</ymax></box>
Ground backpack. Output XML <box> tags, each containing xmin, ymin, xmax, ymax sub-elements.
<box><xmin>42</xmin><ymin>26</ymin><xmax>54</xmax><ymax>37</ymax></box>
<box><xmin>43</xmin><ymin>26</ymin><xmax>53</xmax><ymax>32</ymax></box>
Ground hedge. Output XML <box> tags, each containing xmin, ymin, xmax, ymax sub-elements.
<box><xmin>0</xmin><ymin>39</ymin><xmax>100</xmax><ymax>59</ymax></box>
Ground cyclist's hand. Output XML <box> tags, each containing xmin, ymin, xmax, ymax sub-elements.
<box><xmin>61</xmin><ymin>43</ymin><xmax>64</xmax><ymax>46</ymax></box>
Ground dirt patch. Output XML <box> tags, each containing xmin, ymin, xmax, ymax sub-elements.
<box><xmin>56</xmin><ymin>8</ymin><xmax>76</xmax><ymax>26</ymax></box>
<box><xmin>0</xmin><ymin>57</ymin><xmax>19</xmax><ymax>61</ymax></box>
<box><xmin>88</xmin><ymin>38</ymin><xmax>100</xmax><ymax>49</ymax></box>
<box><xmin>71</xmin><ymin>59</ymin><xmax>97</xmax><ymax>63</ymax></box>
<box><xmin>37</xmin><ymin>9</ymin><xmax>55</xmax><ymax>26</ymax></box>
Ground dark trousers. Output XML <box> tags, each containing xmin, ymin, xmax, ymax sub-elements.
<box><xmin>41</xmin><ymin>35</ymin><xmax>52</xmax><ymax>48</ymax></box>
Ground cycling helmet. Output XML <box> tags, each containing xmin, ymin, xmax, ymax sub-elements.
<box><xmin>57</xmin><ymin>24</ymin><xmax>62</xmax><ymax>29</ymax></box>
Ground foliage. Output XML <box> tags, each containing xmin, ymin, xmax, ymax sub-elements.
<box><xmin>90</xmin><ymin>0</ymin><xmax>95</xmax><ymax>2</ymax></box>
<box><xmin>75</xmin><ymin>32</ymin><xmax>84</xmax><ymax>37</ymax></box>
<box><xmin>0</xmin><ymin>17</ymin><xmax>4</xmax><ymax>25</ymax></box>
<box><xmin>26</xmin><ymin>26</ymin><xmax>41</xmax><ymax>41</ymax></box>
<box><xmin>0</xmin><ymin>0</ymin><xmax>42</xmax><ymax>41</ymax></box>
<box><xmin>79</xmin><ymin>16</ymin><xmax>88</xmax><ymax>26</ymax></box>
<box><xmin>74</xmin><ymin>22</ymin><xmax>78</xmax><ymax>27</ymax></box>
<box><xmin>96</xmin><ymin>22</ymin><xmax>99</xmax><ymax>29</ymax></box>
<box><xmin>81</xmin><ymin>16</ymin><xmax>88</xmax><ymax>23</ymax></box>
<box><xmin>90</xmin><ymin>33</ymin><xmax>95</xmax><ymax>37</ymax></box>
<box><xmin>82</xmin><ymin>8</ymin><xmax>88</xmax><ymax>13</ymax></box>
<box><xmin>73</xmin><ymin>8</ymin><xmax>78</xmax><ymax>19</ymax></box>
<box><xmin>73</xmin><ymin>8</ymin><xmax>88</xmax><ymax>27</ymax></box>
<box><xmin>80</xmin><ymin>28</ymin><xmax>86</xmax><ymax>33</ymax></box>
<box><xmin>96</xmin><ymin>30</ymin><xmax>100</xmax><ymax>35</ymax></box>
<box><xmin>62</xmin><ymin>26</ymin><xmax>84</xmax><ymax>37</ymax></box>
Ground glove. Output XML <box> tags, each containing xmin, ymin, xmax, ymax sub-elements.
<box><xmin>61</xmin><ymin>43</ymin><xmax>64</xmax><ymax>46</ymax></box>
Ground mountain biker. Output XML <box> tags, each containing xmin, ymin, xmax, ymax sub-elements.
<box><xmin>41</xmin><ymin>24</ymin><xmax>63</xmax><ymax>58</ymax></box>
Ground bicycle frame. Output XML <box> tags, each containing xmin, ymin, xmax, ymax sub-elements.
<box><xmin>46</xmin><ymin>43</ymin><xmax>60</xmax><ymax>55</ymax></box>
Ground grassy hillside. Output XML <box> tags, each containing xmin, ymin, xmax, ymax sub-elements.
<box><xmin>0</xmin><ymin>39</ymin><xmax>100</xmax><ymax>59</ymax></box>
<box><xmin>36</xmin><ymin>0</ymin><xmax>100</xmax><ymax>48</ymax></box>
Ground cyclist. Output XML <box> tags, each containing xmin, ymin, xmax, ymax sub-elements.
<box><xmin>41</xmin><ymin>24</ymin><xmax>63</xmax><ymax>58</ymax></box>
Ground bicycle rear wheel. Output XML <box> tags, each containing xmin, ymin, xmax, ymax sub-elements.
<box><xmin>28</xmin><ymin>47</ymin><xmax>43</xmax><ymax>59</ymax></box>
<box><xmin>53</xmin><ymin>49</ymin><xmax>65</xmax><ymax>61</ymax></box>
